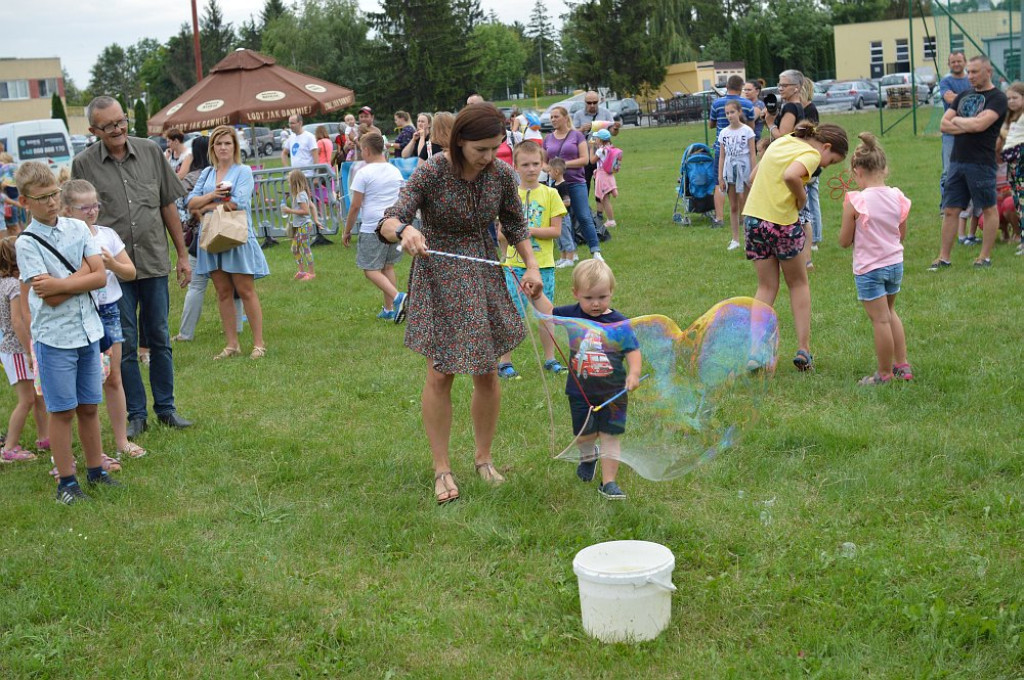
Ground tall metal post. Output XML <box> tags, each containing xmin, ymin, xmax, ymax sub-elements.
<box><xmin>191</xmin><ymin>0</ymin><xmax>203</xmax><ymax>81</ymax></box>
<box><xmin>910</xmin><ymin>0</ymin><xmax>917</xmax><ymax>135</ymax></box>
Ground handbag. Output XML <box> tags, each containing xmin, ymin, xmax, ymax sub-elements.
<box><xmin>20</xmin><ymin>231</ymin><xmax>114</xmax><ymax>351</ymax></box>
<box><xmin>199</xmin><ymin>205</ymin><xmax>249</xmax><ymax>253</ymax></box>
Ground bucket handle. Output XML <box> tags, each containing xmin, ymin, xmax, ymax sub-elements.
<box><xmin>645</xmin><ymin>575</ymin><xmax>677</xmax><ymax>592</ymax></box>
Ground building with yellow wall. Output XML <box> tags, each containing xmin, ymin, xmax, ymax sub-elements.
<box><xmin>0</xmin><ymin>58</ymin><xmax>88</xmax><ymax>134</ymax></box>
<box><xmin>835</xmin><ymin>9</ymin><xmax>1018</xmax><ymax>81</ymax></box>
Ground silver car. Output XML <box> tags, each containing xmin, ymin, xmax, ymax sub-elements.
<box><xmin>879</xmin><ymin>73</ymin><xmax>931</xmax><ymax>106</ymax></box>
<box><xmin>826</xmin><ymin>81</ymin><xmax>881</xmax><ymax>109</ymax></box>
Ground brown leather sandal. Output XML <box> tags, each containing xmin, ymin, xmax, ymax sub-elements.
<box><xmin>475</xmin><ymin>462</ymin><xmax>506</xmax><ymax>485</ymax></box>
<box><xmin>434</xmin><ymin>471</ymin><xmax>459</xmax><ymax>505</ymax></box>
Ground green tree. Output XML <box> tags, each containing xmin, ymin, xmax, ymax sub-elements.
<box><xmin>51</xmin><ymin>93</ymin><xmax>69</xmax><ymax>131</ymax></box>
<box><xmin>133</xmin><ymin>99</ymin><xmax>149</xmax><ymax>138</ymax></box>
<box><xmin>88</xmin><ymin>39</ymin><xmax>161</xmax><ymax>104</ymax></box>
<box><xmin>61</xmin><ymin>69</ymin><xmax>84</xmax><ymax>106</ymax></box>
<box><xmin>525</xmin><ymin>1</ymin><xmax>559</xmax><ymax>90</ymax></box>
<box><xmin>469</xmin><ymin>22</ymin><xmax>528</xmax><ymax>100</ymax></box>
<box><xmin>368</xmin><ymin>0</ymin><xmax>480</xmax><ymax>112</ymax></box>
<box><xmin>744</xmin><ymin>32</ymin><xmax>761</xmax><ymax>82</ymax></box>
<box><xmin>138</xmin><ymin>26</ymin><xmax>198</xmax><ymax>111</ymax></box>
<box><xmin>201</xmin><ymin>0</ymin><xmax>237</xmax><ymax>73</ymax></box>
<box><xmin>261</xmin><ymin>0</ymin><xmax>369</xmax><ymax>103</ymax></box>
<box><xmin>648</xmin><ymin>0</ymin><xmax>695</xmax><ymax>64</ymax></box>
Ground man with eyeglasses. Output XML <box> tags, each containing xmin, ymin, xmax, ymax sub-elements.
<box><xmin>572</xmin><ymin>91</ymin><xmax>615</xmax><ymax>201</ymax></box>
<box><xmin>72</xmin><ymin>95</ymin><xmax>193</xmax><ymax>438</ymax></box>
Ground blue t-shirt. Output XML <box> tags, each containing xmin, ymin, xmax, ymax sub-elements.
<box><xmin>553</xmin><ymin>303</ymin><xmax>639</xmax><ymax>400</ymax></box>
<box><xmin>709</xmin><ymin>95</ymin><xmax>756</xmax><ymax>150</ymax></box>
<box><xmin>939</xmin><ymin>74</ymin><xmax>971</xmax><ymax>112</ymax></box>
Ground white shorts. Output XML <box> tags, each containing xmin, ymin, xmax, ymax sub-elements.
<box><xmin>0</xmin><ymin>351</ymin><xmax>34</xmax><ymax>385</ymax></box>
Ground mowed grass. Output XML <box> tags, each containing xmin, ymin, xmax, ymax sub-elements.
<box><xmin>1</xmin><ymin>112</ymin><xmax>1021</xmax><ymax>678</ymax></box>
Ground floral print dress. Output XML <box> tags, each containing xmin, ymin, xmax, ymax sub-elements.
<box><xmin>383</xmin><ymin>154</ymin><xmax>529</xmax><ymax>374</ymax></box>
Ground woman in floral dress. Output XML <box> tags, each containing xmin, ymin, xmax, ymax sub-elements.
<box><xmin>379</xmin><ymin>104</ymin><xmax>542</xmax><ymax>504</ymax></box>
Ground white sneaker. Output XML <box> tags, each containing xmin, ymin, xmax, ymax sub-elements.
<box><xmin>727</xmin><ymin>239</ymin><xmax>741</xmax><ymax>251</ymax></box>
<box><xmin>811</xmin><ymin>244</ymin><xmax>819</xmax><ymax>251</ymax></box>
<box><xmin>593</xmin><ymin>252</ymin><xmax>605</xmax><ymax>262</ymax></box>
<box><xmin>556</xmin><ymin>259</ymin><xmax>575</xmax><ymax>269</ymax></box>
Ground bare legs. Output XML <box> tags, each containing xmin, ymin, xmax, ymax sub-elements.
<box><xmin>422</xmin><ymin>364</ymin><xmax>503</xmax><ymax>499</ymax></box>
<box><xmin>363</xmin><ymin>265</ymin><xmax>399</xmax><ymax>310</ymax></box>
<box><xmin>754</xmin><ymin>253</ymin><xmax>811</xmax><ymax>356</ymax></box>
<box><xmin>51</xmin><ymin>405</ymin><xmax>103</xmax><ymax>477</ymax></box>
<box><xmin>210</xmin><ymin>271</ymin><xmax>265</xmax><ymax>350</ymax></box>
<box><xmin>103</xmin><ymin>343</ymin><xmax>130</xmax><ymax>452</ymax></box>
<box><xmin>862</xmin><ymin>295</ymin><xmax>907</xmax><ymax>379</ymax></box>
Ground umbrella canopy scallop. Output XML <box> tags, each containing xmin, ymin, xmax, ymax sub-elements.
<box><xmin>148</xmin><ymin>49</ymin><xmax>355</xmax><ymax>134</ymax></box>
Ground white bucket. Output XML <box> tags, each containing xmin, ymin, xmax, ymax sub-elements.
<box><xmin>572</xmin><ymin>540</ymin><xmax>676</xmax><ymax>643</ymax></box>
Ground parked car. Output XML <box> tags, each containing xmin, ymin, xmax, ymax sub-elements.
<box><xmin>606</xmin><ymin>98</ymin><xmax>642</xmax><ymax>126</ymax></box>
<box><xmin>70</xmin><ymin>134</ymin><xmax>90</xmax><ymax>155</ymax></box>
<box><xmin>812</xmin><ymin>82</ymin><xmax>829</xmax><ymax>108</ymax></box>
<box><xmin>311</xmin><ymin>122</ymin><xmax>344</xmax><ymax>139</ymax></box>
<box><xmin>235</xmin><ymin>129</ymin><xmax>253</xmax><ymax>160</ymax></box>
<box><xmin>240</xmin><ymin>126</ymin><xmax>276</xmax><ymax>156</ymax></box>
<box><xmin>825</xmin><ymin>80</ymin><xmax>881</xmax><ymax>109</ymax></box>
<box><xmin>539</xmin><ymin>98</ymin><xmax>585</xmax><ymax>133</ymax></box>
<box><xmin>879</xmin><ymin>73</ymin><xmax>931</xmax><ymax>106</ymax></box>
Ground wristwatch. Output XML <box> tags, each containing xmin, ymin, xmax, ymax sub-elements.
<box><xmin>394</xmin><ymin>223</ymin><xmax>410</xmax><ymax>240</ymax></box>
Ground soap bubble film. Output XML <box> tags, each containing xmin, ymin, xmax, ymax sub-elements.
<box><xmin>533</xmin><ymin>297</ymin><xmax>778</xmax><ymax>480</ymax></box>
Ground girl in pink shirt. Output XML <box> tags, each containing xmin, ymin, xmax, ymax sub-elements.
<box><xmin>839</xmin><ymin>132</ymin><xmax>912</xmax><ymax>385</ymax></box>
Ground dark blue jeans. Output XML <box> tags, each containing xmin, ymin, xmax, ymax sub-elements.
<box><xmin>118</xmin><ymin>276</ymin><xmax>175</xmax><ymax>420</ymax></box>
<box><xmin>567</xmin><ymin>182</ymin><xmax>600</xmax><ymax>253</ymax></box>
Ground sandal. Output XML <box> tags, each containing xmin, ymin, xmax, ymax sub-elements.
<box><xmin>35</xmin><ymin>438</ymin><xmax>50</xmax><ymax>451</ymax></box>
<box><xmin>119</xmin><ymin>442</ymin><xmax>148</xmax><ymax>459</ymax></box>
<box><xmin>858</xmin><ymin>372</ymin><xmax>893</xmax><ymax>386</ymax></box>
<box><xmin>101</xmin><ymin>454</ymin><xmax>122</xmax><ymax>472</ymax></box>
<box><xmin>434</xmin><ymin>471</ymin><xmax>460</xmax><ymax>505</ymax></box>
<box><xmin>250</xmin><ymin>346</ymin><xmax>267</xmax><ymax>360</ymax></box>
<box><xmin>475</xmin><ymin>461</ymin><xmax>506</xmax><ymax>485</ymax></box>
<box><xmin>214</xmin><ymin>346</ymin><xmax>241</xmax><ymax>360</ymax></box>
<box><xmin>50</xmin><ymin>457</ymin><xmax>77</xmax><ymax>479</ymax></box>
<box><xmin>793</xmin><ymin>350</ymin><xmax>814</xmax><ymax>372</ymax></box>
<box><xmin>892</xmin><ymin>363</ymin><xmax>914</xmax><ymax>381</ymax></box>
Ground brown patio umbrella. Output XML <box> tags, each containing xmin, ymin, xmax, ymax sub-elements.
<box><xmin>147</xmin><ymin>49</ymin><xmax>355</xmax><ymax>134</ymax></box>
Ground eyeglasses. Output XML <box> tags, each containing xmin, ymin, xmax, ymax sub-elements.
<box><xmin>585</xmin><ymin>100</ymin><xmax>599</xmax><ymax>105</ymax></box>
<box><xmin>95</xmin><ymin>118</ymin><xmax>129</xmax><ymax>134</ymax></box>
<box><xmin>72</xmin><ymin>203</ymin><xmax>102</xmax><ymax>213</ymax></box>
<box><xmin>779</xmin><ymin>83</ymin><xmax>797</xmax><ymax>89</ymax></box>
<box><xmin>24</xmin><ymin>189</ymin><xmax>61</xmax><ymax>203</ymax></box>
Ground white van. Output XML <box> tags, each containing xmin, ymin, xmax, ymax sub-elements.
<box><xmin>0</xmin><ymin>119</ymin><xmax>75</xmax><ymax>176</ymax></box>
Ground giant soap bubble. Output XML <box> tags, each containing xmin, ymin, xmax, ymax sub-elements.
<box><xmin>533</xmin><ymin>297</ymin><xmax>778</xmax><ymax>480</ymax></box>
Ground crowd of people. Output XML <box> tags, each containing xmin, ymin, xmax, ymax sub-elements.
<box><xmin>0</xmin><ymin>55</ymin><xmax>1019</xmax><ymax>505</ymax></box>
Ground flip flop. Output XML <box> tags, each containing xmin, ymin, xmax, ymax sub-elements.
<box><xmin>475</xmin><ymin>462</ymin><xmax>506</xmax><ymax>485</ymax></box>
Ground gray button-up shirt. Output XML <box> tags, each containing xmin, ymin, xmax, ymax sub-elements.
<box><xmin>71</xmin><ymin>136</ymin><xmax>186</xmax><ymax>279</ymax></box>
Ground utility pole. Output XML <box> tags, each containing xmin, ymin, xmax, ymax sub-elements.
<box><xmin>191</xmin><ymin>0</ymin><xmax>203</xmax><ymax>81</ymax></box>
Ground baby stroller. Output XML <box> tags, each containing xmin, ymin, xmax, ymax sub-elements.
<box><xmin>673</xmin><ymin>142</ymin><xmax>717</xmax><ymax>226</ymax></box>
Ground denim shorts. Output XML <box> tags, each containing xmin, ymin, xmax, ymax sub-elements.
<box><xmin>505</xmin><ymin>266</ymin><xmax>555</xmax><ymax>318</ymax></box>
<box><xmin>854</xmin><ymin>262</ymin><xmax>903</xmax><ymax>301</ymax></box>
<box><xmin>942</xmin><ymin>161</ymin><xmax>997</xmax><ymax>210</ymax></box>
<box><xmin>570</xmin><ymin>394</ymin><xmax>626</xmax><ymax>436</ymax></box>
<box><xmin>98</xmin><ymin>302</ymin><xmax>124</xmax><ymax>346</ymax></box>
<box><xmin>744</xmin><ymin>216</ymin><xmax>806</xmax><ymax>261</ymax></box>
<box><xmin>34</xmin><ymin>341</ymin><xmax>103</xmax><ymax>413</ymax></box>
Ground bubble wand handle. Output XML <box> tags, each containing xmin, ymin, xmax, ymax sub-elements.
<box><xmin>592</xmin><ymin>373</ymin><xmax>650</xmax><ymax>412</ymax></box>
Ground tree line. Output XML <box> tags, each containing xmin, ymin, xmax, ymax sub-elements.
<box><xmin>73</xmin><ymin>0</ymin><xmax>910</xmax><ymax>119</ymax></box>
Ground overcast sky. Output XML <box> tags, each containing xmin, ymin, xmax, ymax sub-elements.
<box><xmin>8</xmin><ymin>0</ymin><xmax>567</xmax><ymax>87</ymax></box>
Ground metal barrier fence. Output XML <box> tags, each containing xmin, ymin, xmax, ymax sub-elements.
<box><xmin>251</xmin><ymin>163</ymin><xmax>343</xmax><ymax>246</ymax></box>
<box><xmin>252</xmin><ymin>158</ymin><xmax>421</xmax><ymax>246</ymax></box>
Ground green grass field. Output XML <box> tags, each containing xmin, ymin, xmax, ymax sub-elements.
<box><xmin>1</xmin><ymin>113</ymin><xmax>1021</xmax><ymax>678</ymax></box>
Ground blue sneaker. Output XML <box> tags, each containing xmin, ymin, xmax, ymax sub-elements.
<box><xmin>56</xmin><ymin>480</ymin><xmax>90</xmax><ymax>505</ymax></box>
<box><xmin>598</xmin><ymin>480</ymin><xmax>627</xmax><ymax>500</ymax></box>
<box><xmin>576</xmin><ymin>457</ymin><xmax>597</xmax><ymax>482</ymax></box>
<box><xmin>544</xmin><ymin>359</ymin><xmax>567</xmax><ymax>374</ymax></box>
<box><xmin>377</xmin><ymin>307</ymin><xmax>397</xmax><ymax>321</ymax></box>
<box><xmin>393</xmin><ymin>292</ymin><xmax>408</xmax><ymax>324</ymax></box>
<box><xmin>497</xmin><ymin>363</ymin><xmax>521</xmax><ymax>380</ymax></box>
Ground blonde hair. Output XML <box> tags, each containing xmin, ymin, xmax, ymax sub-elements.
<box><xmin>431</xmin><ymin>111</ymin><xmax>455</xmax><ymax>150</ymax></box>
<box><xmin>359</xmin><ymin>131</ymin><xmax>385</xmax><ymax>156</ymax></box>
<box><xmin>60</xmin><ymin>178</ymin><xmax>98</xmax><ymax>208</ymax></box>
<box><xmin>551</xmin><ymin>106</ymin><xmax>573</xmax><ymax>129</ymax></box>
<box><xmin>14</xmin><ymin>161</ymin><xmax>56</xmax><ymax>195</ymax></box>
<box><xmin>1006</xmin><ymin>82</ymin><xmax>1024</xmax><ymax>124</ymax></box>
<box><xmin>513</xmin><ymin>141</ymin><xmax>545</xmax><ymax>166</ymax></box>
<box><xmin>0</xmin><ymin>236</ymin><xmax>19</xmax><ymax>279</ymax></box>
<box><xmin>572</xmin><ymin>258</ymin><xmax>616</xmax><ymax>293</ymax></box>
<box><xmin>287</xmin><ymin>169</ymin><xmax>312</xmax><ymax>199</ymax></box>
<box><xmin>850</xmin><ymin>131</ymin><xmax>887</xmax><ymax>174</ymax></box>
<box><xmin>208</xmin><ymin>125</ymin><xmax>241</xmax><ymax>165</ymax></box>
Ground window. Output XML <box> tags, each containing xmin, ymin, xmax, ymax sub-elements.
<box><xmin>0</xmin><ymin>80</ymin><xmax>29</xmax><ymax>101</ymax></box>
<box><xmin>951</xmin><ymin>33</ymin><xmax>965</xmax><ymax>53</ymax></box>
<box><xmin>37</xmin><ymin>78</ymin><xmax>58</xmax><ymax>98</ymax></box>
<box><xmin>923</xmin><ymin>36</ymin><xmax>937</xmax><ymax>60</ymax></box>
<box><xmin>870</xmin><ymin>41</ymin><xmax>884</xmax><ymax>78</ymax></box>
<box><xmin>895</xmin><ymin>38</ymin><xmax>910</xmax><ymax>72</ymax></box>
